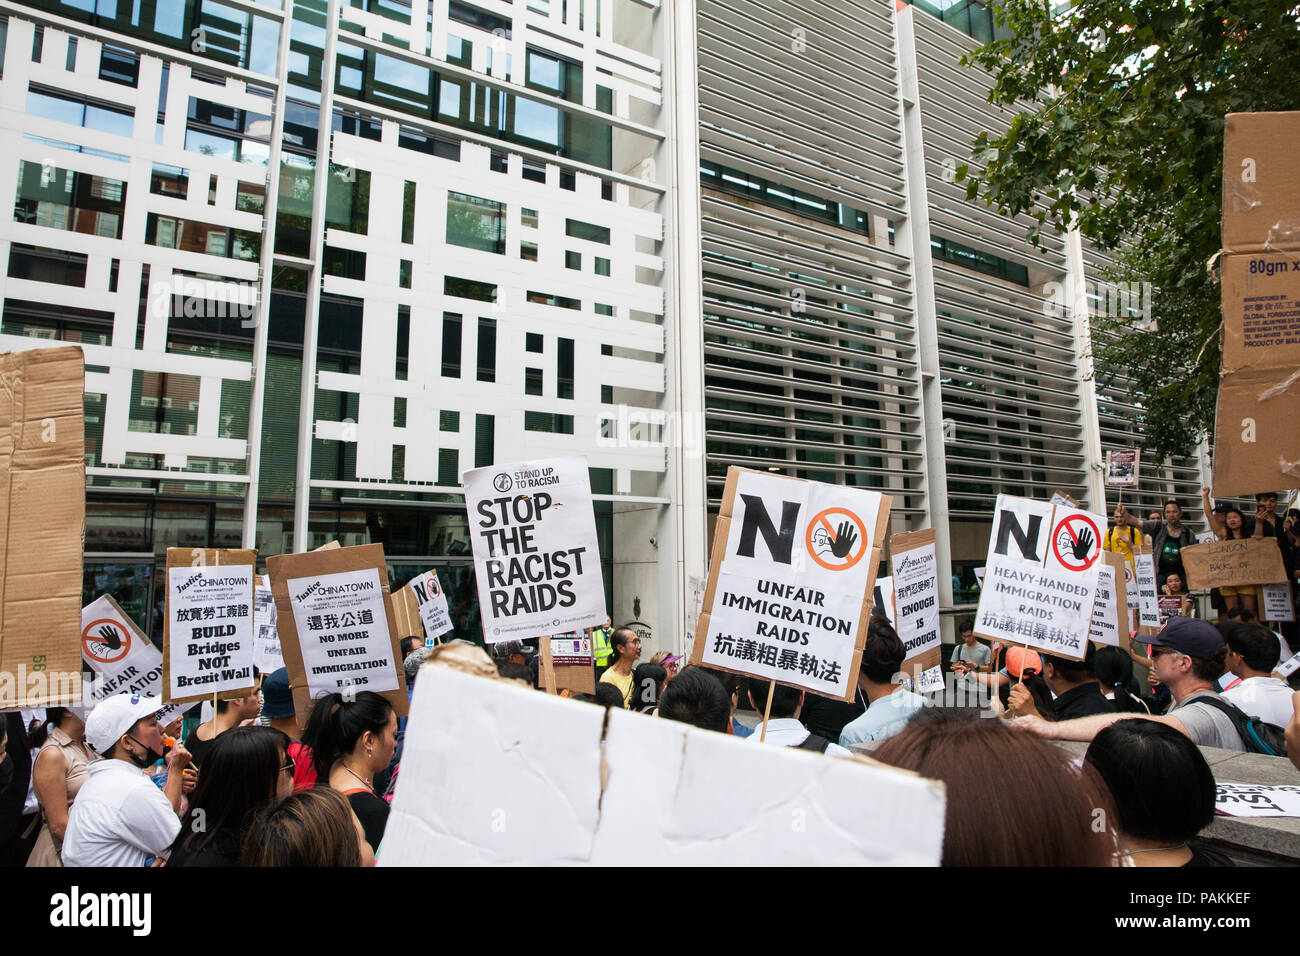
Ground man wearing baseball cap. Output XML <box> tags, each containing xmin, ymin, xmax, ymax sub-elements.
<box><xmin>62</xmin><ymin>694</ymin><xmax>190</xmax><ymax>867</ymax></box>
<box><xmin>1013</xmin><ymin>617</ymin><xmax>1246</xmax><ymax>752</ymax></box>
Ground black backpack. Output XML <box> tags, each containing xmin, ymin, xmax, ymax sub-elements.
<box><xmin>795</xmin><ymin>733</ymin><xmax>833</xmax><ymax>754</ymax></box>
<box><xmin>1189</xmin><ymin>695</ymin><xmax>1288</xmax><ymax>757</ymax></box>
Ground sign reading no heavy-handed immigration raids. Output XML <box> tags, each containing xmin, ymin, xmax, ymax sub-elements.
<box><xmin>267</xmin><ymin>542</ymin><xmax>407</xmax><ymax>720</ymax></box>
<box><xmin>690</xmin><ymin>467</ymin><xmax>891</xmax><ymax>701</ymax></box>
<box><xmin>974</xmin><ymin>494</ymin><xmax>1103</xmax><ymax>660</ymax></box>
<box><xmin>81</xmin><ymin>595</ymin><xmax>186</xmax><ymax>725</ymax></box>
<box><xmin>163</xmin><ymin>549</ymin><xmax>257</xmax><ymax>706</ymax></box>
<box><xmin>889</xmin><ymin>529</ymin><xmax>944</xmax><ymax>693</ymax></box>
<box><xmin>463</xmin><ymin>456</ymin><xmax>607</xmax><ymax>643</ymax></box>
<box><xmin>409</xmin><ymin>569</ymin><xmax>454</xmax><ymax>643</ymax></box>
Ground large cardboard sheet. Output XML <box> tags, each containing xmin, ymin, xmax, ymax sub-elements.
<box><xmin>691</xmin><ymin>468</ymin><xmax>891</xmax><ymax>701</ymax></box>
<box><xmin>382</xmin><ymin>665</ymin><xmax>946</xmax><ymax>865</ymax></box>
<box><xmin>267</xmin><ymin>543</ymin><xmax>408</xmax><ymax>720</ymax></box>
<box><xmin>463</xmin><ymin>456</ymin><xmax>606</xmax><ymax>642</ymax></box>
<box><xmin>1181</xmin><ymin>537</ymin><xmax>1288</xmax><ymax>590</ymax></box>
<box><xmin>0</xmin><ymin>347</ymin><xmax>85</xmax><ymax>708</ymax></box>
<box><xmin>163</xmin><ymin>548</ymin><xmax>257</xmax><ymax>705</ymax></box>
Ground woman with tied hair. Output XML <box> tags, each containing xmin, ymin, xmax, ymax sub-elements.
<box><xmin>242</xmin><ymin>786</ymin><xmax>373</xmax><ymax>867</ymax></box>
<box><xmin>1084</xmin><ymin>720</ymin><xmax>1232</xmax><ymax>866</ymax></box>
<box><xmin>27</xmin><ymin>708</ymin><xmax>91</xmax><ymax>867</ymax></box>
<box><xmin>166</xmin><ymin>725</ymin><xmax>292</xmax><ymax>867</ymax></box>
<box><xmin>872</xmin><ymin>711</ymin><xmax>1119</xmax><ymax>866</ymax></box>
<box><xmin>302</xmin><ymin>691</ymin><xmax>397</xmax><ymax>857</ymax></box>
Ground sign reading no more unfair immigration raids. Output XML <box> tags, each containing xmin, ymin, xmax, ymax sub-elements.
<box><xmin>691</xmin><ymin>468</ymin><xmax>891</xmax><ymax>701</ymax></box>
<box><xmin>463</xmin><ymin>456</ymin><xmax>607</xmax><ymax>643</ymax></box>
<box><xmin>974</xmin><ymin>495</ymin><xmax>1102</xmax><ymax>660</ymax></box>
<box><xmin>286</xmin><ymin>567</ymin><xmax>400</xmax><ymax>699</ymax></box>
<box><xmin>163</xmin><ymin>549</ymin><xmax>257</xmax><ymax>705</ymax></box>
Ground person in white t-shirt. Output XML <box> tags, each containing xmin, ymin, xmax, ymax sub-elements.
<box><xmin>62</xmin><ymin>695</ymin><xmax>189</xmax><ymax>867</ymax></box>
<box><xmin>1222</xmin><ymin>623</ymin><xmax>1294</xmax><ymax>728</ymax></box>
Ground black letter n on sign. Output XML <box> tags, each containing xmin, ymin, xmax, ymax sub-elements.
<box><xmin>994</xmin><ymin>511</ymin><xmax>1041</xmax><ymax>562</ymax></box>
<box><xmin>736</xmin><ymin>495</ymin><xmax>799</xmax><ymax>564</ymax></box>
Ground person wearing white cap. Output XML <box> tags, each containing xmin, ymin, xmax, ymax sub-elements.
<box><xmin>62</xmin><ymin>694</ymin><xmax>191</xmax><ymax>867</ymax></box>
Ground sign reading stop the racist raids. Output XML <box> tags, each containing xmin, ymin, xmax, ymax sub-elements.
<box><xmin>81</xmin><ymin>596</ymin><xmax>186</xmax><ymax>724</ymax></box>
<box><xmin>464</xmin><ymin>456</ymin><xmax>607</xmax><ymax>643</ymax></box>
<box><xmin>267</xmin><ymin>543</ymin><xmax>407</xmax><ymax>719</ymax></box>
<box><xmin>409</xmin><ymin>569</ymin><xmax>454</xmax><ymax>643</ymax></box>
<box><xmin>691</xmin><ymin>468</ymin><xmax>891</xmax><ymax>701</ymax></box>
<box><xmin>974</xmin><ymin>495</ymin><xmax>1103</xmax><ymax>660</ymax></box>
<box><xmin>163</xmin><ymin>549</ymin><xmax>257</xmax><ymax>705</ymax></box>
<box><xmin>890</xmin><ymin>529</ymin><xmax>943</xmax><ymax>684</ymax></box>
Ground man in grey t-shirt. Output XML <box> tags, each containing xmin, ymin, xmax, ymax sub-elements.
<box><xmin>1012</xmin><ymin>617</ymin><xmax>1245</xmax><ymax>752</ymax></box>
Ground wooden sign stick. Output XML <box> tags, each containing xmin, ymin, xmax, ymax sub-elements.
<box><xmin>539</xmin><ymin>636</ymin><xmax>557</xmax><ymax>695</ymax></box>
<box><xmin>759</xmin><ymin>680</ymin><xmax>775</xmax><ymax>743</ymax></box>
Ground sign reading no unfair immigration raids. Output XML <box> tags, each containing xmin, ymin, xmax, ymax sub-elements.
<box><xmin>691</xmin><ymin>468</ymin><xmax>891</xmax><ymax>701</ymax></box>
<box><xmin>267</xmin><ymin>543</ymin><xmax>407</xmax><ymax>720</ymax></box>
<box><xmin>889</xmin><ymin>529</ymin><xmax>943</xmax><ymax>688</ymax></box>
<box><xmin>409</xmin><ymin>569</ymin><xmax>454</xmax><ymax>643</ymax></box>
<box><xmin>974</xmin><ymin>495</ymin><xmax>1103</xmax><ymax>660</ymax></box>
<box><xmin>163</xmin><ymin>549</ymin><xmax>256</xmax><ymax>705</ymax></box>
<box><xmin>463</xmin><ymin>456</ymin><xmax>607</xmax><ymax>643</ymax></box>
<box><xmin>81</xmin><ymin>596</ymin><xmax>185</xmax><ymax>725</ymax></box>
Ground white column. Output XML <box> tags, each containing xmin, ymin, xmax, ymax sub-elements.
<box><xmin>1065</xmin><ymin>229</ymin><xmax>1107</xmax><ymax>511</ymax></box>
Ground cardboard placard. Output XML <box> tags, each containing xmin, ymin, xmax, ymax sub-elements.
<box><xmin>890</xmin><ymin>529</ymin><xmax>941</xmax><ymax>665</ymax></box>
<box><xmin>0</xmin><ymin>347</ymin><xmax>85</xmax><ymax>708</ymax></box>
<box><xmin>267</xmin><ymin>543</ymin><xmax>408</xmax><ymax>721</ymax></box>
<box><xmin>409</xmin><ymin>569</ymin><xmax>454</xmax><ymax>642</ymax></box>
<box><xmin>690</xmin><ymin>467</ymin><xmax>891</xmax><ymax>702</ymax></box>
<box><xmin>1088</xmin><ymin>552</ymin><xmax>1129</xmax><ymax>649</ymax></box>
<box><xmin>1221</xmin><ymin>112</ymin><xmax>1300</xmax><ymax>255</ymax></box>
<box><xmin>81</xmin><ymin>595</ymin><xmax>185</xmax><ymax>725</ymax></box>
<box><xmin>1104</xmin><ymin>450</ymin><xmax>1140</xmax><ymax>487</ymax></box>
<box><xmin>389</xmin><ymin>585</ymin><xmax>422</xmax><ymax>644</ymax></box>
<box><xmin>1215</xmin><ymin>783</ymin><xmax>1300</xmax><ymax>818</ymax></box>
<box><xmin>1212</xmin><ymin>366</ymin><xmax>1300</xmax><ymax>496</ymax></box>
<box><xmin>549</xmin><ymin>633</ymin><xmax>595</xmax><ymax>696</ymax></box>
<box><xmin>1262</xmin><ymin>582</ymin><xmax>1296</xmax><ymax>622</ymax></box>
<box><xmin>163</xmin><ymin>549</ymin><xmax>257</xmax><ymax>706</ymax></box>
<box><xmin>463</xmin><ymin>456</ymin><xmax>607</xmax><ymax>643</ymax></box>
<box><xmin>1049</xmin><ymin>489</ymin><xmax>1080</xmax><ymax>508</ymax></box>
<box><xmin>1134</xmin><ymin>545</ymin><xmax>1162</xmax><ymax>635</ymax></box>
<box><xmin>1180</xmin><ymin>537</ymin><xmax>1288</xmax><ymax>590</ymax></box>
<box><xmin>1275</xmin><ymin>649</ymin><xmax>1300</xmax><ymax>680</ymax></box>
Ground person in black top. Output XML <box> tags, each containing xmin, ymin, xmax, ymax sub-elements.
<box><xmin>1009</xmin><ymin>644</ymin><xmax>1114</xmax><ymax>720</ymax></box>
<box><xmin>302</xmin><ymin>692</ymin><xmax>397</xmax><ymax>857</ymax></box>
<box><xmin>1084</xmin><ymin>719</ymin><xmax>1234</xmax><ymax>867</ymax></box>
<box><xmin>167</xmin><ymin>726</ymin><xmax>291</xmax><ymax>867</ymax></box>
<box><xmin>184</xmin><ymin>684</ymin><xmax>263</xmax><ymax>771</ymax></box>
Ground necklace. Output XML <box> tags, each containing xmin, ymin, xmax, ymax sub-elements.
<box><xmin>1123</xmin><ymin>842</ymin><xmax>1187</xmax><ymax>856</ymax></box>
<box><xmin>341</xmin><ymin>763</ymin><xmax>373</xmax><ymax>793</ymax></box>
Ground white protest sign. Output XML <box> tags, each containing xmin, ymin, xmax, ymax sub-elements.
<box><xmin>550</xmin><ymin>632</ymin><xmax>592</xmax><ymax>665</ymax></box>
<box><xmin>917</xmin><ymin>665</ymin><xmax>945</xmax><ymax>695</ymax></box>
<box><xmin>1196</xmin><ymin>531</ymin><xmax>1219</xmax><ymax>544</ymax></box>
<box><xmin>1134</xmin><ymin>548</ymin><xmax>1161</xmax><ymax>629</ymax></box>
<box><xmin>693</xmin><ymin>469</ymin><xmax>890</xmax><ymax>700</ymax></box>
<box><xmin>1215</xmin><ymin>783</ymin><xmax>1300</xmax><ymax>818</ymax></box>
<box><xmin>80</xmin><ymin>596</ymin><xmax>185</xmax><ymax>724</ymax></box>
<box><xmin>287</xmin><ymin>568</ymin><xmax>400</xmax><ymax>698</ymax></box>
<box><xmin>890</xmin><ymin>529</ymin><xmax>941</xmax><ymax>664</ymax></box>
<box><xmin>165</xmin><ymin>562</ymin><xmax>256</xmax><ymax>702</ymax></box>
<box><xmin>252</xmin><ymin>575</ymin><xmax>283</xmax><ymax>674</ymax></box>
<box><xmin>409</xmin><ymin>569</ymin><xmax>454</xmax><ymax>641</ymax></box>
<box><xmin>873</xmin><ymin>576</ymin><xmax>895</xmax><ymax>626</ymax></box>
<box><xmin>1275</xmin><ymin>650</ymin><xmax>1300</xmax><ymax>679</ymax></box>
<box><xmin>973</xmin><ymin>566</ymin><xmax>986</xmax><ymax>587</ymax></box>
<box><xmin>1088</xmin><ymin>563</ymin><xmax>1121</xmax><ymax>646</ymax></box>
<box><xmin>463</xmin><ymin>456</ymin><xmax>606</xmax><ymax>643</ymax></box>
<box><xmin>1104</xmin><ymin>449</ymin><xmax>1139</xmax><ymax>487</ymax></box>
<box><xmin>1262</xmin><ymin>582</ymin><xmax>1295</xmax><ymax>622</ymax></box>
<box><xmin>383</xmin><ymin>665</ymin><xmax>946</xmax><ymax>865</ymax></box>
<box><xmin>1123</xmin><ymin>563</ymin><xmax>1138</xmax><ymax>611</ymax></box>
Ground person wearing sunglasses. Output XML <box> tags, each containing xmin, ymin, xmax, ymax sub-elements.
<box><xmin>166</xmin><ymin>726</ymin><xmax>293</xmax><ymax>867</ymax></box>
<box><xmin>1013</xmin><ymin>617</ymin><xmax>1247</xmax><ymax>751</ymax></box>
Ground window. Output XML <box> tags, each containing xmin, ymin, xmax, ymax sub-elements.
<box><xmin>565</xmin><ymin>250</ymin><xmax>580</xmax><ymax>270</ymax></box>
<box><xmin>477</xmin><ymin>317</ymin><xmax>496</xmax><ymax>382</ymax></box>
<box><xmin>442</xmin><ymin>313</ymin><xmax>462</xmax><ymax>377</ymax></box>
<box><xmin>399</xmin><ymin>260</ymin><xmax>412</xmax><ymax>289</ymax></box>
<box><xmin>446</xmin><ymin>191</ymin><xmax>506</xmax><ymax>254</ymax></box>
<box><xmin>402</xmin><ymin>181</ymin><xmax>416</xmax><ymax>244</ymax></box>
<box><xmin>526</xmin><ymin>49</ymin><xmax>581</xmax><ymax>102</ymax></box>
<box><xmin>526</xmin><ymin>333</ymin><xmax>543</xmax><ymax>353</ymax></box>
<box><xmin>14</xmin><ymin>162</ymin><xmax>126</xmax><ymax>239</ymax></box>
<box><xmin>525</xmin><ymin>367</ymin><xmax>543</xmax><ymax>396</ymax></box>
<box><xmin>594</xmin><ymin>257</ymin><xmax>610</xmax><ymax>277</ymax></box>
<box><xmin>520</xmin><ymin>241</ymin><xmax>538</xmax><ymax>261</ymax></box>
<box><xmin>557</xmin><ymin>338</ymin><xmax>574</xmax><ymax>399</ymax></box>
<box><xmin>521</xmin><ymin>207</ymin><xmax>539</xmax><ymax>228</ymax></box>
<box><xmin>565</xmin><ymin>219</ymin><xmax>609</xmax><ymax>244</ymax></box>
<box><xmin>475</xmin><ymin>414</ymin><xmax>494</xmax><ymax>467</ymax></box>
<box><xmin>440</xmin><ymin>410</ymin><xmax>460</xmax><ymax>431</ymax></box>
<box><xmin>438</xmin><ymin>448</ymin><xmax>459</xmax><ymax>485</ymax></box>
<box><xmin>527</xmin><ymin>291</ymin><xmax>580</xmax><ymax>310</ymax></box>
<box><xmin>525</xmin><ymin>412</ymin><xmax>574</xmax><ymax>434</ymax></box>
<box><xmin>444</xmin><ymin>276</ymin><xmax>496</xmax><ymax>302</ymax></box>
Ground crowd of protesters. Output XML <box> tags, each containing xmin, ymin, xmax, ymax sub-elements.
<box><xmin>1</xmin><ymin>492</ymin><xmax>1298</xmax><ymax>868</ymax></box>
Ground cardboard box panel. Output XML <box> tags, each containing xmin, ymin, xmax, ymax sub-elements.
<box><xmin>1212</xmin><ymin>366</ymin><xmax>1300</xmax><ymax>497</ymax></box>
<box><xmin>1220</xmin><ymin>253</ymin><xmax>1300</xmax><ymax>374</ymax></box>
<box><xmin>1222</xmin><ymin>111</ymin><xmax>1300</xmax><ymax>254</ymax></box>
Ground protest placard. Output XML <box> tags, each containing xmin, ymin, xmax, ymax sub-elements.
<box><xmin>873</xmin><ymin>576</ymin><xmax>895</xmax><ymax>626</ymax></box>
<box><xmin>1049</xmin><ymin>489</ymin><xmax>1080</xmax><ymax>508</ymax></box>
<box><xmin>1196</xmin><ymin>531</ymin><xmax>1219</xmax><ymax>544</ymax></box>
<box><xmin>1134</xmin><ymin>545</ymin><xmax>1162</xmax><ymax>633</ymax></box>
<box><xmin>1262</xmin><ymin>582</ymin><xmax>1296</xmax><ymax>622</ymax></box>
<box><xmin>0</xmin><ymin>347</ymin><xmax>85</xmax><ymax>708</ymax></box>
<box><xmin>1215</xmin><ymin>783</ymin><xmax>1300</xmax><ymax>818</ymax></box>
<box><xmin>389</xmin><ymin>585</ymin><xmax>422</xmax><ymax>643</ymax></box>
<box><xmin>974</xmin><ymin>494</ymin><xmax>1102</xmax><ymax>659</ymax></box>
<box><xmin>81</xmin><ymin>595</ymin><xmax>185</xmax><ymax>724</ymax></box>
<box><xmin>1088</xmin><ymin>552</ymin><xmax>1128</xmax><ymax>648</ymax></box>
<box><xmin>409</xmin><ymin>569</ymin><xmax>454</xmax><ymax>642</ymax></box>
<box><xmin>163</xmin><ymin>549</ymin><xmax>257</xmax><ymax>705</ymax></box>
<box><xmin>267</xmin><ymin>543</ymin><xmax>407</xmax><ymax>719</ymax></box>
<box><xmin>1157</xmin><ymin>595</ymin><xmax>1185</xmax><ymax>623</ymax></box>
<box><xmin>463</xmin><ymin>456</ymin><xmax>606</xmax><ymax>643</ymax></box>
<box><xmin>252</xmin><ymin>575</ymin><xmax>283</xmax><ymax>674</ymax></box>
<box><xmin>691</xmin><ymin>468</ymin><xmax>891</xmax><ymax>701</ymax></box>
<box><xmin>382</xmin><ymin>664</ymin><xmax>945</xmax><ymax>865</ymax></box>
<box><xmin>1104</xmin><ymin>450</ymin><xmax>1140</xmax><ymax>487</ymax></box>
<box><xmin>547</xmin><ymin>632</ymin><xmax>596</xmax><ymax>696</ymax></box>
<box><xmin>1181</xmin><ymin>537</ymin><xmax>1288</xmax><ymax>590</ymax></box>
<box><xmin>1275</xmin><ymin>650</ymin><xmax>1300</xmax><ymax>680</ymax></box>
<box><xmin>890</xmin><ymin>529</ymin><xmax>942</xmax><ymax>677</ymax></box>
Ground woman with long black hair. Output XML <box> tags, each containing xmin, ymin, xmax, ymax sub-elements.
<box><xmin>302</xmin><ymin>692</ymin><xmax>397</xmax><ymax>857</ymax></box>
<box><xmin>166</xmin><ymin>725</ymin><xmax>291</xmax><ymax>867</ymax></box>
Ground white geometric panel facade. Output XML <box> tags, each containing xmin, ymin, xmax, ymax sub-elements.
<box><xmin>0</xmin><ymin>16</ymin><xmax>267</xmax><ymax>479</ymax></box>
